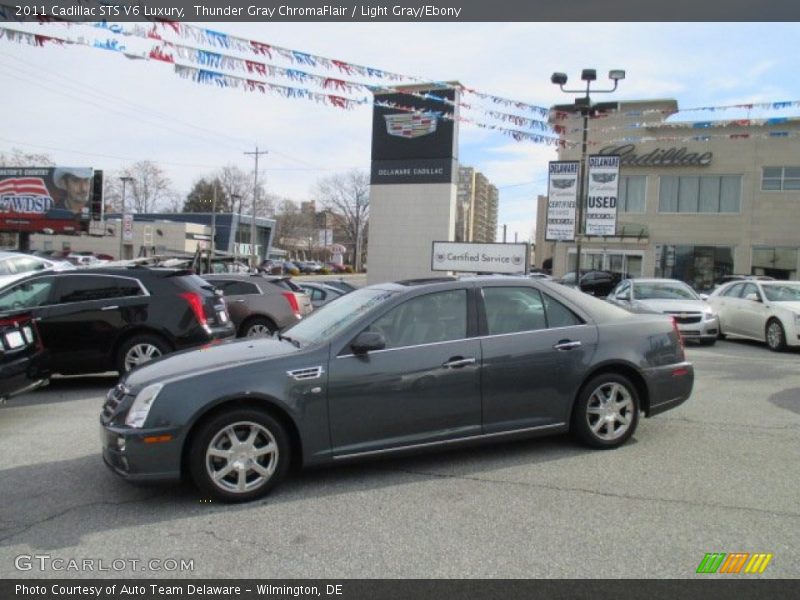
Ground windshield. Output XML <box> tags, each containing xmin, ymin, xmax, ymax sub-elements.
<box><xmin>635</xmin><ymin>281</ymin><xmax>699</xmax><ymax>301</ymax></box>
<box><xmin>761</xmin><ymin>283</ymin><xmax>800</xmax><ymax>302</ymax></box>
<box><xmin>284</xmin><ymin>287</ymin><xmax>400</xmax><ymax>346</ymax></box>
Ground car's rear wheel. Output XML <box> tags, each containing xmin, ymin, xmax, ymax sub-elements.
<box><xmin>766</xmin><ymin>319</ymin><xmax>787</xmax><ymax>352</ymax></box>
<box><xmin>116</xmin><ymin>334</ymin><xmax>169</xmax><ymax>373</ymax></box>
<box><xmin>572</xmin><ymin>373</ymin><xmax>639</xmax><ymax>449</ymax></box>
<box><xmin>240</xmin><ymin>316</ymin><xmax>277</xmax><ymax>338</ymax></box>
<box><xmin>189</xmin><ymin>409</ymin><xmax>290</xmax><ymax>502</ymax></box>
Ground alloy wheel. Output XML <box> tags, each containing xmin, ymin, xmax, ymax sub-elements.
<box><xmin>767</xmin><ymin>321</ymin><xmax>785</xmax><ymax>351</ymax></box>
<box><xmin>205</xmin><ymin>421</ymin><xmax>279</xmax><ymax>494</ymax></box>
<box><xmin>585</xmin><ymin>382</ymin><xmax>635</xmax><ymax>441</ymax></box>
<box><xmin>246</xmin><ymin>323</ymin><xmax>272</xmax><ymax>337</ymax></box>
<box><xmin>124</xmin><ymin>343</ymin><xmax>163</xmax><ymax>371</ymax></box>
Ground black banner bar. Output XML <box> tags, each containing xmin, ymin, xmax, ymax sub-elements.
<box><xmin>4</xmin><ymin>579</ymin><xmax>800</xmax><ymax>600</ymax></box>
<box><xmin>2</xmin><ymin>0</ymin><xmax>800</xmax><ymax>22</ymax></box>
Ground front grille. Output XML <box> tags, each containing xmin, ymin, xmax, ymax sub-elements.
<box><xmin>102</xmin><ymin>383</ymin><xmax>130</xmax><ymax>421</ymax></box>
<box><xmin>666</xmin><ymin>311</ymin><xmax>702</xmax><ymax>324</ymax></box>
<box><xmin>681</xmin><ymin>330</ymin><xmax>701</xmax><ymax>336</ymax></box>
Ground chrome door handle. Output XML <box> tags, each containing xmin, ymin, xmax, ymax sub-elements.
<box><xmin>553</xmin><ymin>340</ymin><xmax>582</xmax><ymax>351</ymax></box>
<box><xmin>101</xmin><ymin>305</ymin><xmax>119</xmax><ymax>311</ymax></box>
<box><xmin>442</xmin><ymin>357</ymin><xmax>476</xmax><ymax>369</ymax></box>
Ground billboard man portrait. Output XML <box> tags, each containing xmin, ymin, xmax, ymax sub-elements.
<box><xmin>53</xmin><ymin>167</ymin><xmax>93</xmax><ymax>215</ymax></box>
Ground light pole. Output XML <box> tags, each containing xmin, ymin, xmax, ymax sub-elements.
<box><xmin>244</xmin><ymin>147</ymin><xmax>268</xmax><ymax>268</ymax></box>
<box><xmin>231</xmin><ymin>193</ymin><xmax>242</xmax><ymax>258</ymax></box>
<box><xmin>119</xmin><ymin>176</ymin><xmax>133</xmax><ymax>260</ymax></box>
<box><xmin>551</xmin><ymin>69</ymin><xmax>625</xmax><ymax>276</ymax></box>
<box><xmin>210</xmin><ymin>181</ymin><xmax>217</xmax><ymax>258</ymax></box>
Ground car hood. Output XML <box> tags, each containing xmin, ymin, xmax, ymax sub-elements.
<box><xmin>124</xmin><ymin>337</ymin><xmax>300</xmax><ymax>388</ymax></box>
<box><xmin>634</xmin><ymin>299</ymin><xmax>707</xmax><ymax>313</ymax></box>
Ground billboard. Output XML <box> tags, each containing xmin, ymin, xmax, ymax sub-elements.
<box><xmin>585</xmin><ymin>155</ymin><xmax>620</xmax><ymax>236</ymax></box>
<box><xmin>545</xmin><ymin>161</ymin><xmax>579</xmax><ymax>241</ymax></box>
<box><xmin>371</xmin><ymin>87</ymin><xmax>458</xmax><ymax>185</ymax></box>
<box><xmin>431</xmin><ymin>241</ymin><xmax>528</xmax><ymax>274</ymax></box>
<box><xmin>0</xmin><ymin>167</ymin><xmax>103</xmax><ymax>234</ymax></box>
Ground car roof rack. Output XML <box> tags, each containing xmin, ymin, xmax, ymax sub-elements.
<box><xmin>395</xmin><ymin>277</ymin><xmax>458</xmax><ymax>286</ymax></box>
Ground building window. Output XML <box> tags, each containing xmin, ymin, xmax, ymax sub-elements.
<box><xmin>619</xmin><ymin>176</ymin><xmax>646</xmax><ymax>213</ymax></box>
<box><xmin>659</xmin><ymin>176</ymin><xmax>741</xmax><ymax>213</ymax></box>
<box><xmin>762</xmin><ymin>167</ymin><xmax>800</xmax><ymax>191</ymax></box>
<box><xmin>655</xmin><ymin>245</ymin><xmax>734</xmax><ymax>291</ymax></box>
<box><xmin>751</xmin><ymin>247</ymin><xmax>798</xmax><ymax>280</ymax></box>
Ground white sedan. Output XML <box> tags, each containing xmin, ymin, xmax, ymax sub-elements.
<box><xmin>707</xmin><ymin>280</ymin><xmax>800</xmax><ymax>351</ymax></box>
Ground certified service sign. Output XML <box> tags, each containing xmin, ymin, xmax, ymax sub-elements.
<box><xmin>432</xmin><ymin>242</ymin><xmax>528</xmax><ymax>274</ymax></box>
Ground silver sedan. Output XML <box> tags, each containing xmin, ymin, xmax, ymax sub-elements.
<box><xmin>707</xmin><ymin>280</ymin><xmax>800</xmax><ymax>351</ymax></box>
<box><xmin>608</xmin><ymin>278</ymin><xmax>719</xmax><ymax>345</ymax></box>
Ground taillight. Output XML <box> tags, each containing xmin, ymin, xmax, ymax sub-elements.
<box><xmin>180</xmin><ymin>292</ymin><xmax>208</xmax><ymax>327</ymax></box>
<box><xmin>672</xmin><ymin>317</ymin><xmax>685</xmax><ymax>360</ymax></box>
<box><xmin>282</xmin><ymin>291</ymin><xmax>300</xmax><ymax>315</ymax></box>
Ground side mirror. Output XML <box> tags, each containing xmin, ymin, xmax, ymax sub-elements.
<box><xmin>351</xmin><ymin>331</ymin><xmax>386</xmax><ymax>355</ymax></box>
<box><xmin>745</xmin><ymin>293</ymin><xmax>761</xmax><ymax>302</ymax></box>
<box><xmin>615</xmin><ymin>292</ymin><xmax>630</xmax><ymax>301</ymax></box>
<box><xmin>699</xmin><ymin>294</ymin><xmax>709</xmax><ymax>301</ymax></box>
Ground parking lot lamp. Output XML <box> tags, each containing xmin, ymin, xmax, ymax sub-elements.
<box><xmin>551</xmin><ymin>69</ymin><xmax>625</xmax><ymax>276</ymax></box>
<box><xmin>119</xmin><ymin>176</ymin><xmax>134</xmax><ymax>260</ymax></box>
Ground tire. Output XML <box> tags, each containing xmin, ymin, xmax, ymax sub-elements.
<box><xmin>189</xmin><ymin>408</ymin><xmax>290</xmax><ymax>503</ymax></box>
<box><xmin>765</xmin><ymin>319</ymin><xmax>787</xmax><ymax>352</ymax></box>
<box><xmin>116</xmin><ymin>334</ymin><xmax>170</xmax><ymax>374</ymax></box>
<box><xmin>572</xmin><ymin>373</ymin><xmax>640</xmax><ymax>449</ymax></box>
<box><xmin>240</xmin><ymin>316</ymin><xmax>277</xmax><ymax>338</ymax></box>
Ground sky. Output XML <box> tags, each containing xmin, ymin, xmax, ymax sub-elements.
<box><xmin>1</xmin><ymin>21</ymin><xmax>799</xmax><ymax>243</ymax></box>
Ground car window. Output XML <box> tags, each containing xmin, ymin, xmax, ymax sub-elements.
<box><xmin>9</xmin><ymin>256</ymin><xmax>47</xmax><ymax>274</ymax></box>
<box><xmin>721</xmin><ymin>283</ymin><xmax>744</xmax><ymax>298</ymax></box>
<box><xmin>614</xmin><ymin>282</ymin><xmax>630</xmax><ymax>298</ymax></box>
<box><xmin>483</xmin><ymin>287</ymin><xmax>547</xmax><ymax>335</ymax></box>
<box><xmin>740</xmin><ymin>283</ymin><xmax>761</xmax><ymax>300</ymax></box>
<box><xmin>364</xmin><ymin>290</ymin><xmax>467</xmax><ymax>349</ymax></box>
<box><xmin>542</xmin><ymin>293</ymin><xmax>584</xmax><ymax>328</ymax></box>
<box><xmin>115</xmin><ymin>277</ymin><xmax>145</xmax><ymax>297</ymax></box>
<box><xmin>762</xmin><ymin>283</ymin><xmax>800</xmax><ymax>302</ymax></box>
<box><xmin>216</xmin><ymin>280</ymin><xmax>260</xmax><ymax>296</ymax></box>
<box><xmin>0</xmin><ymin>259</ymin><xmax>12</xmax><ymax>275</ymax></box>
<box><xmin>0</xmin><ymin>277</ymin><xmax>54</xmax><ymax>310</ymax></box>
<box><xmin>306</xmin><ymin>287</ymin><xmax>325</xmax><ymax>301</ymax></box>
<box><xmin>635</xmin><ymin>281</ymin><xmax>698</xmax><ymax>300</ymax></box>
<box><xmin>54</xmin><ymin>275</ymin><xmax>121</xmax><ymax>303</ymax></box>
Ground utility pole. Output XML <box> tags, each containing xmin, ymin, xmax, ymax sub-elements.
<box><xmin>244</xmin><ymin>147</ymin><xmax>268</xmax><ymax>268</ymax></box>
<box><xmin>231</xmin><ymin>193</ymin><xmax>242</xmax><ymax>259</ymax></box>
<box><xmin>502</xmin><ymin>224</ymin><xmax>507</xmax><ymax>243</ymax></box>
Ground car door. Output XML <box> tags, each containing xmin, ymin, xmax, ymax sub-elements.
<box><xmin>479</xmin><ymin>285</ymin><xmax>598</xmax><ymax>433</ymax></box>
<box><xmin>715</xmin><ymin>282</ymin><xmax>745</xmax><ymax>335</ymax></box>
<box><xmin>738</xmin><ymin>282</ymin><xmax>769</xmax><ymax>339</ymax></box>
<box><xmin>327</xmin><ymin>288</ymin><xmax>481</xmax><ymax>457</ymax></box>
<box><xmin>37</xmin><ymin>274</ymin><xmax>134</xmax><ymax>373</ymax></box>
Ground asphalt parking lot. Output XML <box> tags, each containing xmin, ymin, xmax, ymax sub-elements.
<box><xmin>0</xmin><ymin>338</ymin><xmax>798</xmax><ymax>579</ymax></box>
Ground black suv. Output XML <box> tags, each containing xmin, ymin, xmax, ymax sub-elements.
<box><xmin>0</xmin><ymin>268</ymin><xmax>235</xmax><ymax>375</ymax></box>
<box><xmin>559</xmin><ymin>270</ymin><xmax>622</xmax><ymax>297</ymax></box>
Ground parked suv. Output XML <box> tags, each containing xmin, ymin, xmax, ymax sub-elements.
<box><xmin>202</xmin><ymin>273</ymin><xmax>305</xmax><ymax>337</ymax></box>
<box><xmin>0</xmin><ymin>268</ymin><xmax>235</xmax><ymax>375</ymax></box>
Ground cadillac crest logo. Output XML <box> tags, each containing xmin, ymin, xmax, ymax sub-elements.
<box><xmin>384</xmin><ymin>113</ymin><xmax>438</xmax><ymax>139</ymax></box>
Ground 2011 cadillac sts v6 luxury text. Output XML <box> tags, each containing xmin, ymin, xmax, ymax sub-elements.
<box><xmin>100</xmin><ymin>277</ymin><xmax>694</xmax><ymax>502</ymax></box>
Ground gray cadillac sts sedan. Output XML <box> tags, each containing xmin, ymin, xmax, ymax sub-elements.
<box><xmin>100</xmin><ymin>277</ymin><xmax>694</xmax><ymax>502</ymax></box>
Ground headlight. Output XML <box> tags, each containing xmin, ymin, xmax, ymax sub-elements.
<box><xmin>703</xmin><ymin>308</ymin><xmax>716</xmax><ymax>319</ymax></box>
<box><xmin>125</xmin><ymin>383</ymin><xmax>163</xmax><ymax>428</ymax></box>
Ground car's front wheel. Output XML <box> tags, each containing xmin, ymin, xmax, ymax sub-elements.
<box><xmin>766</xmin><ymin>319</ymin><xmax>787</xmax><ymax>352</ymax></box>
<box><xmin>572</xmin><ymin>373</ymin><xmax>640</xmax><ymax>449</ymax></box>
<box><xmin>189</xmin><ymin>409</ymin><xmax>290</xmax><ymax>502</ymax></box>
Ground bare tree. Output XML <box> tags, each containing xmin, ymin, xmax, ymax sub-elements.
<box><xmin>313</xmin><ymin>170</ymin><xmax>369</xmax><ymax>270</ymax></box>
<box><xmin>0</xmin><ymin>148</ymin><xmax>55</xmax><ymax>166</ymax></box>
<box><xmin>119</xmin><ymin>161</ymin><xmax>173</xmax><ymax>213</ymax></box>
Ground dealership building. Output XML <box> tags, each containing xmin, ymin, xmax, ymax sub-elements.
<box><xmin>534</xmin><ymin>99</ymin><xmax>800</xmax><ymax>288</ymax></box>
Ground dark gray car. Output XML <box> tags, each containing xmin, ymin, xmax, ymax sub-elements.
<box><xmin>100</xmin><ymin>277</ymin><xmax>694</xmax><ymax>502</ymax></box>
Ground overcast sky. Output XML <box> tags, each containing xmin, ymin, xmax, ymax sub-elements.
<box><xmin>1</xmin><ymin>21</ymin><xmax>799</xmax><ymax>242</ymax></box>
